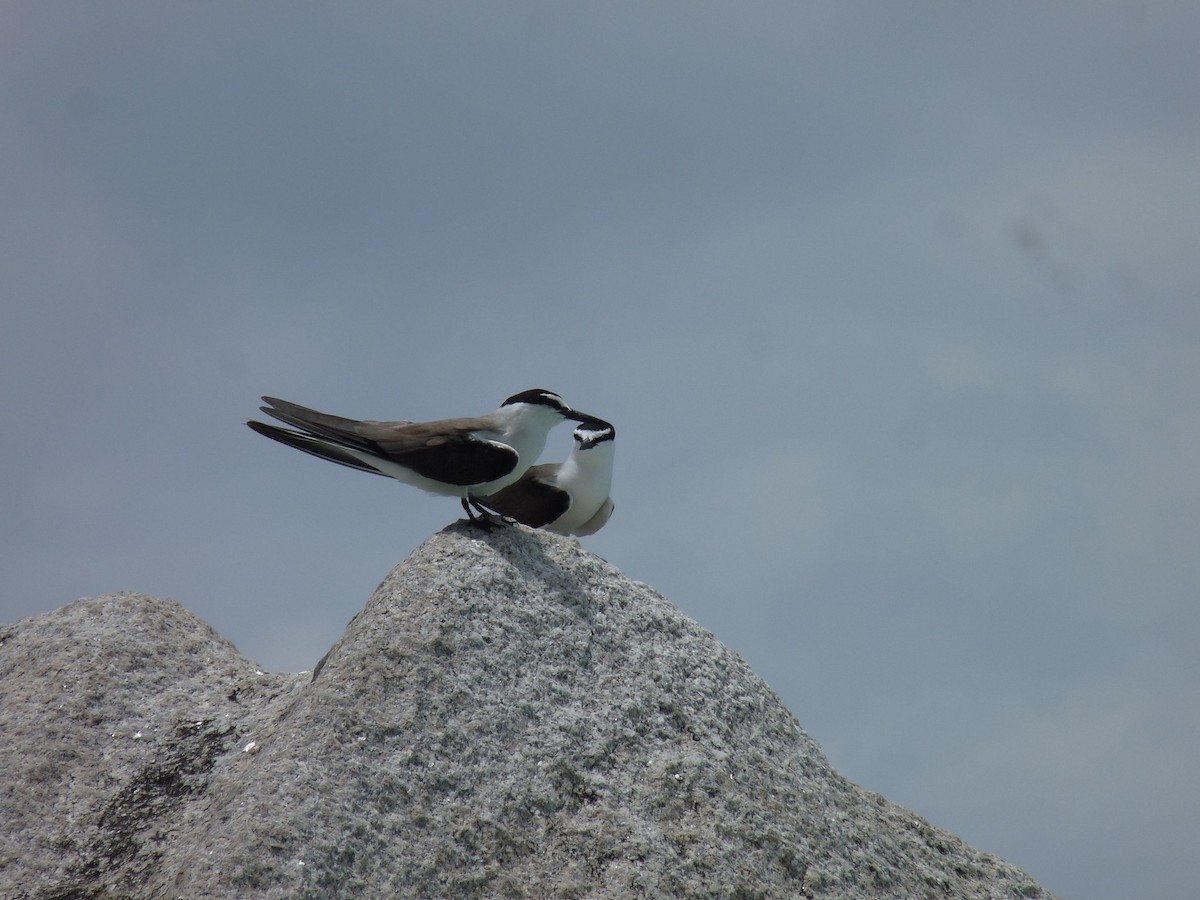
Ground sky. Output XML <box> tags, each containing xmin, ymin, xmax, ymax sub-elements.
<box><xmin>3</xmin><ymin>3</ymin><xmax>1198</xmax><ymax>897</ymax></box>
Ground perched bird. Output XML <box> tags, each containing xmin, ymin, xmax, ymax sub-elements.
<box><xmin>246</xmin><ymin>389</ymin><xmax>591</xmax><ymax>522</ymax></box>
<box><xmin>478</xmin><ymin>417</ymin><xmax>615</xmax><ymax>535</ymax></box>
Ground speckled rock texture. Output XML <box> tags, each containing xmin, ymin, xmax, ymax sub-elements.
<box><xmin>1</xmin><ymin>523</ymin><xmax>1056</xmax><ymax>899</ymax></box>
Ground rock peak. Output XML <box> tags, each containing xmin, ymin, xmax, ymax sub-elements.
<box><xmin>0</xmin><ymin>525</ymin><xmax>1056</xmax><ymax>898</ymax></box>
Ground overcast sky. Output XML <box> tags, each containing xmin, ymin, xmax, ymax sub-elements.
<box><xmin>3</xmin><ymin>3</ymin><xmax>1198</xmax><ymax>898</ymax></box>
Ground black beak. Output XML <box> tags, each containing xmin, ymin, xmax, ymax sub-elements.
<box><xmin>564</xmin><ymin>407</ymin><xmax>597</xmax><ymax>423</ymax></box>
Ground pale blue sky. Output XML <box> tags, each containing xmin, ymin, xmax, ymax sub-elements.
<box><xmin>4</xmin><ymin>4</ymin><xmax>1198</xmax><ymax>898</ymax></box>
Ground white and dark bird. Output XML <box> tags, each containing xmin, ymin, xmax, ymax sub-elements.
<box><xmin>246</xmin><ymin>389</ymin><xmax>592</xmax><ymax>522</ymax></box>
<box><xmin>478</xmin><ymin>417</ymin><xmax>616</xmax><ymax>536</ymax></box>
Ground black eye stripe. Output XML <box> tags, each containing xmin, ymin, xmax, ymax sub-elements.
<box><xmin>576</xmin><ymin>426</ymin><xmax>615</xmax><ymax>446</ymax></box>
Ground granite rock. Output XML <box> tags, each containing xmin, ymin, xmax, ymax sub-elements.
<box><xmin>0</xmin><ymin>524</ymin><xmax>1056</xmax><ymax>899</ymax></box>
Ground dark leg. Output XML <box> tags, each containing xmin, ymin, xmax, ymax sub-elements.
<box><xmin>471</xmin><ymin>497</ymin><xmax>518</xmax><ymax>524</ymax></box>
<box><xmin>461</xmin><ymin>496</ymin><xmax>504</xmax><ymax>529</ymax></box>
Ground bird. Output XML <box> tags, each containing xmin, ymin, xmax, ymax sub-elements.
<box><xmin>246</xmin><ymin>389</ymin><xmax>592</xmax><ymax>522</ymax></box>
<box><xmin>477</xmin><ymin>417</ymin><xmax>615</xmax><ymax>535</ymax></box>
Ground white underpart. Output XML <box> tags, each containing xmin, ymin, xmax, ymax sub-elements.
<box><xmin>570</xmin><ymin>496</ymin><xmax>615</xmax><ymax>536</ymax></box>
<box><xmin>342</xmin><ymin>402</ymin><xmax>568</xmax><ymax>498</ymax></box>
<box><xmin>544</xmin><ymin>435</ymin><xmax>615</xmax><ymax>535</ymax></box>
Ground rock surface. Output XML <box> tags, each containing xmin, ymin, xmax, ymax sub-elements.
<box><xmin>1</xmin><ymin>524</ymin><xmax>1056</xmax><ymax>899</ymax></box>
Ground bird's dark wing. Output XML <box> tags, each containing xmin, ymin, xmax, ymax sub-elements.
<box><xmin>258</xmin><ymin>398</ymin><xmax>518</xmax><ymax>487</ymax></box>
<box><xmin>358</xmin><ymin>420</ymin><xmax>515</xmax><ymax>485</ymax></box>
<box><xmin>476</xmin><ymin>464</ymin><xmax>570</xmax><ymax>527</ymax></box>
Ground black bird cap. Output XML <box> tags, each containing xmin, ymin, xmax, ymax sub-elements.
<box><xmin>574</xmin><ymin>417</ymin><xmax>616</xmax><ymax>446</ymax></box>
<box><xmin>502</xmin><ymin>389</ymin><xmax>590</xmax><ymax>421</ymax></box>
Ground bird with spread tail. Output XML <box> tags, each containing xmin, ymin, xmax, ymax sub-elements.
<box><xmin>247</xmin><ymin>389</ymin><xmax>592</xmax><ymax>523</ymax></box>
